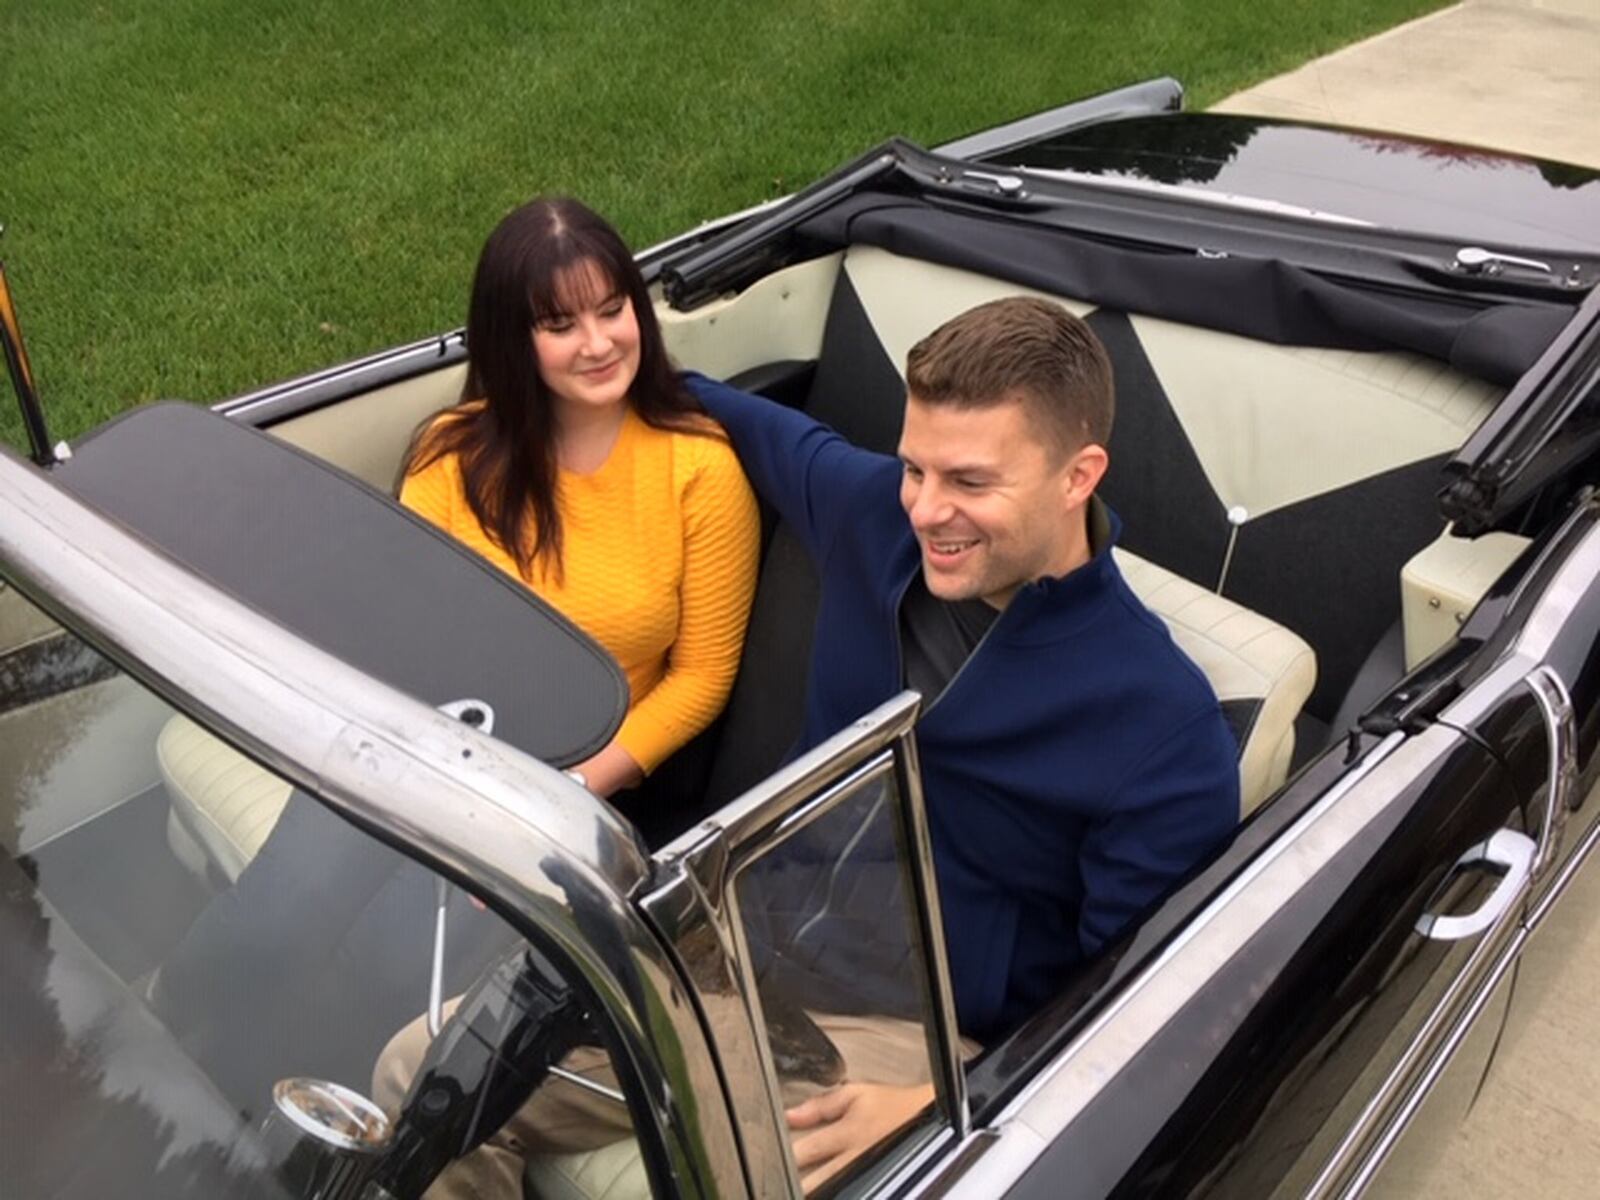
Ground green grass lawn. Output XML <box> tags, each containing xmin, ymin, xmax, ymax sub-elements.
<box><xmin>1</xmin><ymin>0</ymin><xmax>1450</xmax><ymax>450</ymax></box>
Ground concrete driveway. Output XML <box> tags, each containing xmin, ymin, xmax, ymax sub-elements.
<box><xmin>1214</xmin><ymin>0</ymin><xmax>1600</xmax><ymax>169</ymax></box>
<box><xmin>1216</xmin><ymin>5</ymin><xmax>1600</xmax><ymax>1196</ymax></box>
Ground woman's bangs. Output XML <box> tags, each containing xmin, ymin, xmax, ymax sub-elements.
<box><xmin>528</xmin><ymin>243</ymin><xmax>627</xmax><ymax>324</ymax></box>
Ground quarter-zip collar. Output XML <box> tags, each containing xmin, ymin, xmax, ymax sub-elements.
<box><xmin>893</xmin><ymin>495</ymin><xmax>1124</xmax><ymax>665</ymax></box>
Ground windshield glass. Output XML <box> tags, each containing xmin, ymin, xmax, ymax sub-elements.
<box><xmin>0</xmin><ymin>590</ymin><xmax>660</xmax><ymax>1199</ymax></box>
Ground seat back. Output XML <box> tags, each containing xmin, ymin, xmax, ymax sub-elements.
<box><xmin>820</xmin><ymin>246</ymin><xmax>1498</xmax><ymax>721</ymax></box>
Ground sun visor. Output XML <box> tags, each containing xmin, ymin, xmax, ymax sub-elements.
<box><xmin>52</xmin><ymin>402</ymin><xmax>626</xmax><ymax>768</ymax></box>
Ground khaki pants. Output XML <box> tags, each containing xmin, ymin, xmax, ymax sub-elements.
<box><xmin>373</xmin><ymin>1000</ymin><xmax>977</xmax><ymax>1200</ymax></box>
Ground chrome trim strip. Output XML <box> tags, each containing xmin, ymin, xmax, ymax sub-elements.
<box><xmin>1337</xmin><ymin>925</ymin><xmax>1526</xmax><ymax>1200</ymax></box>
<box><xmin>1524</xmin><ymin>665</ymin><xmax>1576</xmax><ymax>879</ymax></box>
<box><xmin>893</xmin><ymin>722</ymin><xmax>970</xmax><ymax>1138</ymax></box>
<box><xmin>905</xmin><ymin>729</ymin><xmax>1413</xmax><ymax>1197</ymax></box>
<box><xmin>645</xmin><ymin>692</ymin><xmax>967</xmax><ymax>1197</ymax></box>
<box><xmin>0</xmin><ymin>447</ymin><xmax>744</xmax><ymax>1197</ymax></box>
<box><xmin>721</xmin><ymin>755</ymin><xmax>903</xmax><ymax>1191</ymax></box>
<box><xmin>661</xmin><ymin>692</ymin><xmax>923</xmax><ymax>856</ymax></box>
<box><xmin>1308</xmin><ymin>845</ymin><xmax>1527</xmax><ymax>1196</ymax></box>
<box><xmin>1527</xmin><ymin>792</ymin><xmax>1600</xmax><ymax>930</ymax></box>
<box><xmin>1007</xmin><ymin>167</ymin><xmax>1376</xmax><ymax>227</ymax></box>
<box><xmin>1308</xmin><ymin>550</ymin><xmax>1591</xmax><ymax>1195</ymax></box>
<box><xmin>215</xmin><ymin>332</ymin><xmax>467</xmax><ymax>424</ymax></box>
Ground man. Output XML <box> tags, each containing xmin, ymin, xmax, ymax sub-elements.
<box><xmin>685</xmin><ymin>296</ymin><xmax>1238</xmax><ymax>1187</ymax></box>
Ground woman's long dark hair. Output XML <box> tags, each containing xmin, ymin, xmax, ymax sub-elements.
<box><xmin>404</xmin><ymin>196</ymin><xmax>706</xmax><ymax>578</ymax></box>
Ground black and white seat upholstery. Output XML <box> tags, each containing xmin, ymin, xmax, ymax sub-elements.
<box><xmin>832</xmin><ymin>247</ymin><xmax>1498</xmax><ymax>726</ymax></box>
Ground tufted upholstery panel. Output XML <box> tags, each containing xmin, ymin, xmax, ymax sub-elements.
<box><xmin>158</xmin><ymin>713</ymin><xmax>293</xmax><ymax>883</ymax></box>
<box><xmin>1116</xmin><ymin>550</ymin><xmax>1316</xmax><ymax>813</ymax></box>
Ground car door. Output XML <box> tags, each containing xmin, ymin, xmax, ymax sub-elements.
<box><xmin>1342</xmin><ymin>493</ymin><xmax>1600</xmax><ymax>1197</ymax></box>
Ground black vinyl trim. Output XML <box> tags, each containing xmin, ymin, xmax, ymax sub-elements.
<box><xmin>797</xmin><ymin>196</ymin><xmax>1567</xmax><ymax>387</ymax></box>
<box><xmin>1220</xmin><ymin>698</ymin><xmax>1263</xmax><ymax>754</ymax></box>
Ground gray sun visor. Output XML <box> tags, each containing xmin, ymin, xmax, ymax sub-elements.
<box><xmin>52</xmin><ymin>402</ymin><xmax>626</xmax><ymax>767</ymax></box>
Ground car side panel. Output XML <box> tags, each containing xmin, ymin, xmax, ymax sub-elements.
<box><xmin>997</xmin><ymin>733</ymin><xmax>1515</xmax><ymax>1199</ymax></box>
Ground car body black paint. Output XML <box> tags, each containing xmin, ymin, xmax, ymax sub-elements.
<box><xmin>1011</xmin><ymin>736</ymin><xmax>1516</xmax><ymax>1198</ymax></box>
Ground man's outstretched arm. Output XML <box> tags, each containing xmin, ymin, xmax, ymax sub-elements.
<box><xmin>684</xmin><ymin>371</ymin><xmax>891</xmax><ymax>564</ymax></box>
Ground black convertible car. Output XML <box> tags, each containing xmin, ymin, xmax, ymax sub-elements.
<box><xmin>4</xmin><ymin>78</ymin><xmax>1600</xmax><ymax>1199</ymax></box>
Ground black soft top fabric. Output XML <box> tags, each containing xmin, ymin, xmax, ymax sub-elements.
<box><xmin>797</xmin><ymin>196</ymin><xmax>1569</xmax><ymax>387</ymax></box>
<box><xmin>54</xmin><ymin>402</ymin><xmax>625</xmax><ymax>767</ymax></box>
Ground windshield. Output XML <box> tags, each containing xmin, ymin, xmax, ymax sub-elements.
<box><xmin>0</xmin><ymin>590</ymin><xmax>660</xmax><ymax>1199</ymax></box>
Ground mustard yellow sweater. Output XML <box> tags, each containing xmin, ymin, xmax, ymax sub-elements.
<box><xmin>400</xmin><ymin>409</ymin><xmax>759</xmax><ymax>772</ymax></box>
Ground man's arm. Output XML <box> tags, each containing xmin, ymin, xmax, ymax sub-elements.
<box><xmin>683</xmin><ymin>371</ymin><xmax>892</xmax><ymax>564</ymax></box>
<box><xmin>1078</xmin><ymin>707</ymin><xmax>1239</xmax><ymax>957</ymax></box>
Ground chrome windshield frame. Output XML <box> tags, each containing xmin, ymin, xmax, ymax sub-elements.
<box><xmin>0</xmin><ymin>444</ymin><xmax>746</xmax><ymax>1197</ymax></box>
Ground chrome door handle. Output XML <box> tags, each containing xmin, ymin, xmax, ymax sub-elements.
<box><xmin>1524</xmin><ymin>666</ymin><xmax>1575</xmax><ymax>874</ymax></box>
<box><xmin>1416</xmin><ymin>828</ymin><xmax>1536</xmax><ymax>941</ymax></box>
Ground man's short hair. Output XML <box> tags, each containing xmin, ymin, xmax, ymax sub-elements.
<box><xmin>904</xmin><ymin>297</ymin><xmax>1114</xmax><ymax>453</ymax></box>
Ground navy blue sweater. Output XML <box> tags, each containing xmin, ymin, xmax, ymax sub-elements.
<box><xmin>687</xmin><ymin>373</ymin><xmax>1238</xmax><ymax>1041</ymax></box>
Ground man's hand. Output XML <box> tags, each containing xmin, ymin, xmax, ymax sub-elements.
<box><xmin>787</xmin><ymin>1081</ymin><xmax>934</xmax><ymax>1194</ymax></box>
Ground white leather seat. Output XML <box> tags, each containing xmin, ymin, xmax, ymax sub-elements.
<box><xmin>1117</xmin><ymin>549</ymin><xmax>1316</xmax><ymax>814</ymax></box>
<box><xmin>524</xmin><ymin>1139</ymin><xmax>648</xmax><ymax>1200</ymax></box>
<box><xmin>158</xmin><ymin>713</ymin><xmax>293</xmax><ymax>883</ymax></box>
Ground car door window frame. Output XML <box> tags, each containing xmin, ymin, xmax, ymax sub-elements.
<box><xmin>642</xmin><ymin>691</ymin><xmax>968</xmax><ymax>1197</ymax></box>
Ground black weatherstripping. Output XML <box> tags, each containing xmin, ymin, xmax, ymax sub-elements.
<box><xmin>1442</xmin><ymin>286</ymin><xmax>1600</xmax><ymax>533</ymax></box>
<box><xmin>50</xmin><ymin>403</ymin><xmax>626</xmax><ymax>768</ymax></box>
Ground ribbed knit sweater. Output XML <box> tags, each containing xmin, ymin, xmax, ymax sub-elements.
<box><xmin>400</xmin><ymin>408</ymin><xmax>759</xmax><ymax>771</ymax></box>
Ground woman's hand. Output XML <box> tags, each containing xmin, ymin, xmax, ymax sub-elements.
<box><xmin>569</xmin><ymin>740</ymin><xmax>643</xmax><ymax>798</ymax></box>
<box><xmin>787</xmin><ymin>1081</ymin><xmax>934</xmax><ymax>1194</ymax></box>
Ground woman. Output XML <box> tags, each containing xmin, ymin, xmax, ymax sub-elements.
<box><xmin>401</xmin><ymin>196</ymin><xmax>759</xmax><ymax>799</ymax></box>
